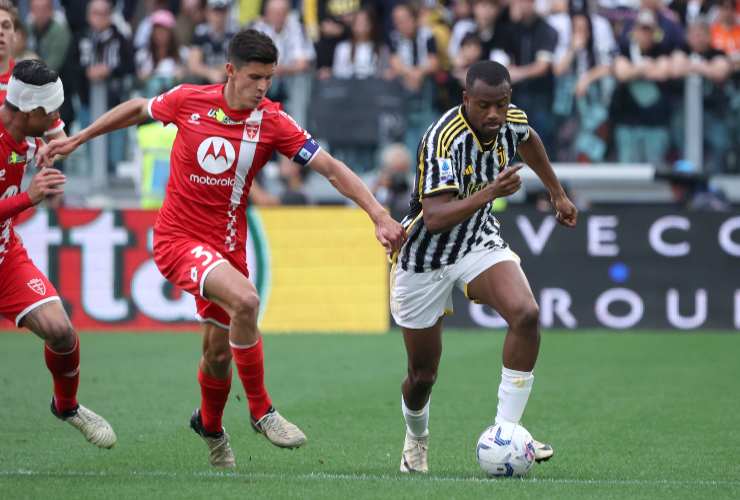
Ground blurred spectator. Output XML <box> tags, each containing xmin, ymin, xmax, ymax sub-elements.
<box><xmin>389</xmin><ymin>2</ymin><xmax>440</xmax><ymax>154</ymax></box>
<box><xmin>27</xmin><ymin>0</ymin><xmax>71</xmax><ymax>72</ymax></box>
<box><xmin>27</xmin><ymin>0</ymin><xmax>78</xmax><ymax>130</ymax></box>
<box><xmin>621</xmin><ymin>0</ymin><xmax>686</xmax><ymax>54</ymax></box>
<box><xmin>448</xmin><ymin>0</ymin><xmax>473</xmax><ymax>25</ymax></box>
<box><xmin>451</xmin><ymin>32</ymin><xmax>483</xmax><ymax>88</ymax></box>
<box><xmin>611</xmin><ymin>9</ymin><xmax>672</xmax><ymax>164</ymax></box>
<box><xmin>671</xmin><ymin>19</ymin><xmax>732</xmax><ymax>172</ymax></box>
<box><xmin>331</xmin><ymin>8</ymin><xmax>389</xmax><ymax>79</ymax></box>
<box><xmin>133</xmin><ymin>0</ymin><xmax>170</xmax><ymax>49</ymax></box>
<box><xmin>79</xmin><ymin>0</ymin><xmax>135</xmax><ymax>172</ymax></box>
<box><xmin>552</xmin><ymin>8</ymin><xmax>616</xmax><ymax>161</ymax></box>
<box><xmin>176</xmin><ymin>0</ymin><xmax>206</xmax><ymax>47</ymax></box>
<box><xmin>711</xmin><ymin>0</ymin><xmax>740</xmax><ymax>68</ymax></box>
<box><xmin>240</xmin><ymin>0</ymin><xmax>265</xmax><ymax>25</ymax></box>
<box><xmin>136</xmin><ymin>9</ymin><xmax>186</xmax><ymax>97</ymax></box>
<box><xmin>668</xmin><ymin>0</ymin><xmax>716</xmax><ymax>26</ymax></box>
<box><xmin>187</xmin><ymin>0</ymin><xmax>235</xmax><ymax>84</ymax></box>
<box><xmin>497</xmin><ymin>0</ymin><xmax>558</xmax><ymax>152</ymax></box>
<box><xmin>253</xmin><ymin>0</ymin><xmax>316</xmax><ymax>126</ymax></box>
<box><xmin>372</xmin><ymin>142</ymin><xmax>412</xmax><ymax>221</ymax></box>
<box><xmin>308</xmin><ymin>0</ymin><xmax>367</xmax><ymax>77</ymax></box>
<box><xmin>448</xmin><ymin>0</ymin><xmax>506</xmax><ymax>61</ymax></box>
<box><xmin>13</xmin><ymin>18</ymin><xmax>38</xmax><ymax>60</ymax></box>
<box><xmin>419</xmin><ymin>2</ymin><xmax>452</xmax><ymax>71</ymax></box>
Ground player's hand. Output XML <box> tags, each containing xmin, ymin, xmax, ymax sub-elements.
<box><xmin>552</xmin><ymin>193</ymin><xmax>578</xmax><ymax>228</ymax></box>
<box><xmin>485</xmin><ymin>164</ymin><xmax>523</xmax><ymax>201</ymax></box>
<box><xmin>374</xmin><ymin>213</ymin><xmax>406</xmax><ymax>255</ymax></box>
<box><xmin>27</xmin><ymin>168</ymin><xmax>66</xmax><ymax>205</ymax></box>
<box><xmin>36</xmin><ymin>136</ymin><xmax>81</xmax><ymax>168</ymax></box>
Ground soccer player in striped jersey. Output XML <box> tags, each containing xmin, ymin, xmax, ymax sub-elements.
<box><xmin>391</xmin><ymin>60</ymin><xmax>577</xmax><ymax>473</ymax></box>
<box><xmin>40</xmin><ymin>29</ymin><xmax>405</xmax><ymax>468</ymax></box>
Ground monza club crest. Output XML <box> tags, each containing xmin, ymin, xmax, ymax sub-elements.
<box><xmin>27</xmin><ymin>278</ymin><xmax>46</xmax><ymax>295</ymax></box>
<box><xmin>245</xmin><ymin>123</ymin><xmax>260</xmax><ymax>141</ymax></box>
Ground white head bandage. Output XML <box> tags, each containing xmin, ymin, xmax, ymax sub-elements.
<box><xmin>6</xmin><ymin>76</ymin><xmax>64</xmax><ymax>114</ymax></box>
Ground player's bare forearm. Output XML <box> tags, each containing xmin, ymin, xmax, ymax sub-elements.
<box><xmin>77</xmin><ymin>98</ymin><xmax>150</xmax><ymax>145</ymax></box>
<box><xmin>517</xmin><ymin>128</ymin><xmax>566</xmax><ymax>199</ymax></box>
<box><xmin>422</xmin><ymin>190</ymin><xmax>491</xmax><ymax>234</ymax></box>
<box><xmin>517</xmin><ymin>131</ymin><xmax>578</xmax><ymax>227</ymax></box>
<box><xmin>422</xmin><ymin>166</ymin><xmax>523</xmax><ymax>234</ymax></box>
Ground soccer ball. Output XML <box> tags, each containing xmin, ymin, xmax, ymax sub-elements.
<box><xmin>476</xmin><ymin>422</ymin><xmax>536</xmax><ymax>477</ymax></box>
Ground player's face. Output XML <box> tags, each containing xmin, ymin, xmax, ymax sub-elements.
<box><xmin>0</xmin><ymin>10</ymin><xmax>16</xmax><ymax>59</ymax></box>
<box><xmin>463</xmin><ymin>79</ymin><xmax>511</xmax><ymax>140</ymax></box>
<box><xmin>25</xmin><ymin>107</ymin><xmax>60</xmax><ymax>137</ymax></box>
<box><xmin>226</xmin><ymin>61</ymin><xmax>275</xmax><ymax>109</ymax></box>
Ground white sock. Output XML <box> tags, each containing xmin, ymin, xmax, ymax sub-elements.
<box><xmin>495</xmin><ymin>367</ymin><xmax>534</xmax><ymax>425</ymax></box>
<box><xmin>401</xmin><ymin>395</ymin><xmax>430</xmax><ymax>438</ymax></box>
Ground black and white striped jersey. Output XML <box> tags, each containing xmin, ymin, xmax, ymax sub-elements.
<box><xmin>397</xmin><ymin>104</ymin><xmax>530</xmax><ymax>273</ymax></box>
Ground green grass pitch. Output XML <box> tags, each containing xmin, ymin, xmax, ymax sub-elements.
<box><xmin>1</xmin><ymin>330</ymin><xmax>739</xmax><ymax>499</ymax></box>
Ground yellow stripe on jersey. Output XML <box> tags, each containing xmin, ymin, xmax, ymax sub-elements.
<box><xmin>417</xmin><ymin>140</ymin><xmax>425</xmax><ymax>195</ymax></box>
<box><xmin>436</xmin><ymin>116</ymin><xmax>464</xmax><ymax>157</ymax></box>
<box><xmin>441</xmin><ymin>120</ymin><xmax>467</xmax><ymax>154</ymax></box>
<box><xmin>507</xmin><ymin>109</ymin><xmax>528</xmax><ymax>124</ymax></box>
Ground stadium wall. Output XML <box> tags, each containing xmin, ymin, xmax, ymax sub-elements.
<box><xmin>1</xmin><ymin>207</ymin><xmax>738</xmax><ymax>332</ymax></box>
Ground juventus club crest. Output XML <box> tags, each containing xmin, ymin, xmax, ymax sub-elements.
<box><xmin>27</xmin><ymin>278</ymin><xmax>46</xmax><ymax>295</ymax></box>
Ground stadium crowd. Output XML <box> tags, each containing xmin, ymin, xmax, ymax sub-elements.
<box><xmin>6</xmin><ymin>0</ymin><xmax>740</xmax><ymax>204</ymax></box>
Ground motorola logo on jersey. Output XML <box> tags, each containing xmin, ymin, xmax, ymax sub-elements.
<box><xmin>197</xmin><ymin>137</ymin><xmax>235</xmax><ymax>174</ymax></box>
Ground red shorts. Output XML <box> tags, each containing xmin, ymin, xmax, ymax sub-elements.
<box><xmin>153</xmin><ymin>233</ymin><xmax>247</xmax><ymax>329</ymax></box>
<box><xmin>0</xmin><ymin>244</ymin><xmax>60</xmax><ymax>327</ymax></box>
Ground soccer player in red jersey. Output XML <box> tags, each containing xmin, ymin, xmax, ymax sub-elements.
<box><xmin>0</xmin><ymin>59</ymin><xmax>116</xmax><ymax>448</ymax></box>
<box><xmin>41</xmin><ymin>28</ymin><xmax>405</xmax><ymax>468</ymax></box>
<box><xmin>0</xmin><ymin>1</ymin><xmax>65</xmax><ymax>139</ymax></box>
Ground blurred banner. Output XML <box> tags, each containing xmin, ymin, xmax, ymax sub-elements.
<box><xmin>2</xmin><ymin>206</ymin><xmax>738</xmax><ymax>332</ymax></box>
<box><xmin>440</xmin><ymin>207</ymin><xmax>740</xmax><ymax>330</ymax></box>
<box><xmin>1</xmin><ymin>208</ymin><xmax>388</xmax><ymax>333</ymax></box>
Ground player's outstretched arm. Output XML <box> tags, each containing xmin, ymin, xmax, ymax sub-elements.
<box><xmin>308</xmin><ymin>150</ymin><xmax>405</xmax><ymax>254</ymax></box>
<box><xmin>517</xmin><ymin>127</ymin><xmax>578</xmax><ymax>228</ymax></box>
<box><xmin>37</xmin><ymin>98</ymin><xmax>150</xmax><ymax>166</ymax></box>
<box><xmin>0</xmin><ymin>168</ymin><xmax>66</xmax><ymax>220</ymax></box>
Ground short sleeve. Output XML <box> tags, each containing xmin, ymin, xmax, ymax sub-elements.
<box><xmin>419</xmin><ymin>133</ymin><xmax>460</xmax><ymax>197</ymax></box>
<box><xmin>148</xmin><ymin>84</ymin><xmax>186</xmax><ymax>126</ymax></box>
<box><xmin>275</xmin><ymin>110</ymin><xmax>321</xmax><ymax>166</ymax></box>
<box><xmin>507</xmin><ymin>107</ymin><xmax>530</xmax><ymax>143</ymax></box>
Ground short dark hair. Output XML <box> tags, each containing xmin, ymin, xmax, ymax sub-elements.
<box><xmin>0</xmin><ymin>0</ymin><xmax>18</xmax><ymax>30</ymax></box>
<box><xmin>465</xmin><ymin>60</ymin><xmax>510</xmax><ymax>90</ymax></box>
<box><xmin>12</xmin><ymin>59</ymin><xmax>59</xmax><ymax>86</ymax></box>
<box><xmin>228</xmin><ymin>28</ymin><xmax>278</xmax><ymax>66</ymax></box>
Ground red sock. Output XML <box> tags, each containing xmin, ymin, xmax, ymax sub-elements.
<box><xmin>44</xmin><ymin>336</ymin><xmax>80</xmax><ymax>413</ymax></box>
<box><xmin>231</xmin><ymin>337</ymin><xmax>272</xmax><ymax>420</ymax></box>
<box><xmin>198</xmin><ymin>368</ymin><xmax>231</xmax><ymax>434</ymax></box>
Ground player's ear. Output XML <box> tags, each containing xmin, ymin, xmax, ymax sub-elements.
<box><xmin>225</xmin><ymin>62</ymin><xmax>235</xmax><ymax>78</ymax></box>
<box><xmin>463</xmin><ymin>90</ymin><xmax>468</xmax><ymax>107</ymax></box>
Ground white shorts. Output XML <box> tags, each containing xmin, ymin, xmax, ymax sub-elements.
<box><xmin>390</xmin><ymin>246</ymin><xmax>520</xmax><ymax>329</ymax></box>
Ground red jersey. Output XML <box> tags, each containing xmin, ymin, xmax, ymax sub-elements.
<box><xmin>0</xmin><ymin>58</ymin><xmax>65</xmax><ymax>136</ymax></box>
<box><xmin>148</xmin><ymin>84</ymin><xmax>320</xmax><ymax>254</ymax></box>
<box><xmin>0</xmin><ymin>122</ymin><xmax>42</xmax><ymax>266</ymax></box>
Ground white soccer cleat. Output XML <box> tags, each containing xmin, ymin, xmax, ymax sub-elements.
<box><xmin>52</xmin><ymin>400</ymin><xmax>117</xmax><ymax>449</ymax></box>
<box><xmin>532</xmin><ymin>439</ymin><xmax>554</xmax><ymax>463</ymax></box>
<box><xmin>190</xmin><ymin>409</ymin><xmax>236</xmax><ymax>468</ymax></box>
<box><xmin>251</xmin><ymin>408</ymin><xmax>307</xmax><ymax>448</ymax></box>
<box><xmin>400</xmin><ymin>432</ymin><xmax>429</xmax><ymax>473</ymax></box>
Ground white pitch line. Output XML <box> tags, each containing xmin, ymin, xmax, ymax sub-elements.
<box><xmin>0</xmin><ymin>470</ymin><xmax>738</xmax><ymax>487</ymax></box>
